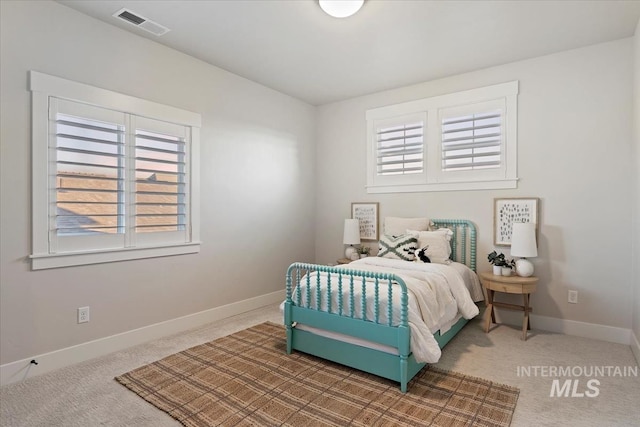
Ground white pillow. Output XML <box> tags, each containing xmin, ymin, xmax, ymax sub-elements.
<box><xmin>409</xmin><ymin>228</ymin><xmax>453</xmax><ymax>264</ymax></box>
<box><xmin>384</xmin><ymin>217</ymin><xmax>430</xmax><ymax>236</ymax></box>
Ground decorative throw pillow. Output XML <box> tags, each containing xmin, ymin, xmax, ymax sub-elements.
<box><xmin>409</xmin><ymin>228</ymin><xmax>453</xmax><ymax>264</ymax></box>
<box><xmin>384</xmin><ymin>217</ymin><xmax>430</xmax><ymax>236</ymax></box>
<box><xmin>377</xmin><ymin>233</ymin><xmax>418</xmax><ymax>261</ymax></box>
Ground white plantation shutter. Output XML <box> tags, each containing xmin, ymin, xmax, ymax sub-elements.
<box><xmin>367</xmin><ymin>112</ymin><xmax>428</xmax><ymax>188</ymax></box>
<box><xmin>54</xmin><ymin>113</ymin><xmax>126</xmax><ymax>235</ymax></box>
<box><xmin>133</xmin><ymin>117</ymin><xmax>190</xmax><ymax>245</ymax></box>
<box><xmin>135</xmin><ymin>131</ymin><xmax>186</xmax><ymax>232</ymax></box>
<box><xmin>441</xmin><ymin>111</ymin><xmax>502</xmax><ymax>171</ymax></box>
<box><xmin>50</xmin><ymin>99</ymin><xmax>127</xmax><ymax>253</ymax></box>
<box><xmin>376</xmin><ymin>121</ymin><xmax>424</xmax><ymax>175</ymax></box>
<box><xmin>432</xmin><ymin>97</ymin><xmax>509</xmax><ymax>185</ymax></box>
<box><xmin>44</xmin><ymin>96</ymin><xmax>194</xmax><ymax>257</ymax></box>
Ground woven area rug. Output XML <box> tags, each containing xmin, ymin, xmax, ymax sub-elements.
<box><xmin>116</xmin><ymin>322</ymin><xmax>519</xmax><ymax>426</ymax></box>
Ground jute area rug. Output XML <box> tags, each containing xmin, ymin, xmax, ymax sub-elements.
<box><xmin>116</xmin><ymin>322</ymin><xmax>519</xmax><ymax>426</ymax></box>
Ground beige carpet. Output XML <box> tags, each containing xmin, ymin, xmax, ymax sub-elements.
<box><xmin>116</xmin><ymin>322</ymin><xmax>519</xmax><ymax>426</ymax></box>
<box><xmin>2</xmin><ymin>305</ymin><xmax>639</xmax><ymax>426</ymax></box>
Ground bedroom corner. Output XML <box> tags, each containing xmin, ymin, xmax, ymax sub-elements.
<box><xmin>632</xmin><ymin>16</ymin><xmax>640</xmax><ymax>365</ymax></box>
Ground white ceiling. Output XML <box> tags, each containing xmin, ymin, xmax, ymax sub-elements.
<box><xmin>57</xmin><ymin>0</ymin><xmax>640</xmax><ymax>106</ymax></box>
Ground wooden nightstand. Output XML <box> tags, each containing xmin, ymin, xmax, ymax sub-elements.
<box><xmin>337</xmin><ymin>258</ymin><xmax>352</xmax><ymax>264</ymax></box>
<box><xmin>479</xmin><ymin>272</ymin><xmax>539</xmax><ymax>341</ymax></box>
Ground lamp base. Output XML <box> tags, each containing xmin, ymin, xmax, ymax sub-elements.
<box><xmin>516</xmin><ymin>258</ymin><xmax>534</xmax><ymax>277</ymax></box>
<box><xmin>345</xmin><ymin>245</ymin><xmax>358</xmax><ymax>259</ymax></box>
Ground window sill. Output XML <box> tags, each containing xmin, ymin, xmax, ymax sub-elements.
<box><xmin>30</xmin><ymin>242</ymin><xmax>201</xmax><ymax>270</ymax></box>
<box><xmin>366</xmin><ymin>179</ymin><xmax>518</xmax><ymax>194</ymax></box>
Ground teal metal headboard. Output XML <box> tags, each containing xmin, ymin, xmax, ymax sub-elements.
<box><xmin>431</xmin><ymin>219</ymin><xmax>477</xmax><ymax>272</ymax></box>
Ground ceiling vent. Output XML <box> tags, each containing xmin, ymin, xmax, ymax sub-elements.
<box><xmin>113</xmin><ymin>8</ymin><xmax>170</xmax><ymax>36</ymax></box>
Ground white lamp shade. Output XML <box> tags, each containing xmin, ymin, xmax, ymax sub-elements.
<box><xmin>319</xmin><ymin>0</ymin><xmax>364</xmax><ymax>18</ymax></box>
<box><xmin>510</xmin><ymin>222</ymin><xmax>538</xmax><ymax>258</ymax></box>
<box><xmin>343</xmin><ymin>219</ymin><xmax>361</xmax><ymax>245</ymax></box>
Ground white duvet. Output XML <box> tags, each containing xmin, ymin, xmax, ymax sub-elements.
<box><xmin>289</xmin><ymin>257</ymin><xmax>482</xmax><ymax>363</ymax></box>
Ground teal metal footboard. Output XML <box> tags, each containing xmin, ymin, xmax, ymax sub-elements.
<box><xmin>284</xmin><ymin>219</ymin><xmax>477</xmax><ymax>393</ymax></box>
<box><xmin>284</xmin><ymin>263</ymin><xmax>416</xmax><ymax>391</ymax></box>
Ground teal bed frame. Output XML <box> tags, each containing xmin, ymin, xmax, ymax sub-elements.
<box><xmin>284</xmin><ymin>220</ymin><xmax>477</xmax><ymax>393</ymax></box>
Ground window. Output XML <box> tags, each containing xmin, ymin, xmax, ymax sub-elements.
<box><xmin>366</xmin><ymin>81</ymin><xmax>518</xmax><ymax>193</ymax></box>
<box><xmin>372</xmin><ymin>113</ymin><xmax>427</xmax><ymax>187</ymax></box>
<box><xmin>441</xmin><ymin>111</ymin><xmax>501</xmax><ymax>172</ymax></box>
<box><xmin>30</xmin><ymin>71</ymin><xmax>201</xmax><ymax>269</ymax></box>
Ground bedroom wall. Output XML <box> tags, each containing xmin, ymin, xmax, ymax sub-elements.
<box><xmin>316</xmin><ymin>39</ymin><xmax>634</xmax><ymax>333</ymax></box>
<box><xmin>633</xmin><ymin>19</ymin><xmax>640</xmax><ymax>357</ymax></box>
<box><xmin>0</xmin><ymin>1</ymin><xmax>316</xmax><ymax>367</ymax></box>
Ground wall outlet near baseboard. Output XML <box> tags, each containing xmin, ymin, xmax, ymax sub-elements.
<box><xmin>77</xmin><ymin>306</ymin><xmax>90</xmax><ymax>323</ymax></box>
<box><xmin>568</xmin><ymin>290</ymin><xmax>578</xmax><ymax>304</ymax></box>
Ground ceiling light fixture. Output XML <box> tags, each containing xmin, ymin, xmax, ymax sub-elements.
<box><xmin>319</xmin><ymin>0</ymin><xmax>364</xmax><ymax>18</ymax></box>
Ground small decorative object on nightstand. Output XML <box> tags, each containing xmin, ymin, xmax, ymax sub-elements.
<box><xmin>479</xmin><ymin>272</ymin><xmax>539</xmax><ymax>341</ymax></box>
<box><xmin>357</xmin><ymin>246</ymin><xmax>371</xmax><ymax>258</ymax></box>
<box><xmin>337</xmin><ymin>258</ymin><xmax>352</xmax><ymax>265</ymax></box>
<box><xmin>487</xmin><ymin>251</ymin><xmax>514</xmax><ymax>276</ymax></box>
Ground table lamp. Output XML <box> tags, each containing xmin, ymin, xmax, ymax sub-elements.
<box><xmin>510</xmin><ymin>222</ymin><xmax>537</xmax><ymax>277</ymax></box>
<box><xmin>343</xmin><ymin>219</ymin><xmax>361</xmax><ymax>259</ymax></box>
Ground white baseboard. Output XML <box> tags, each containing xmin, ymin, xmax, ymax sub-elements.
<box><xmin>1</xmin><ymin>290</ymin><xmax>284</xmax><ymax>386</ymax></box>
<box><xmin>3</xmin><ymin>295</ymin><xmax>635</xmax><ymax>387</ymax></box>
<box><xmin>495</xmin><ymin>310</ymin><xmax>632</xmax><ymax>345</ymax></box>
<box><xmin>631</xmin><ymin>330</ymin><xmax>640</xmax><ymax>366</ymax></box>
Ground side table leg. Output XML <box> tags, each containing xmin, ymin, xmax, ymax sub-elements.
<box><xmin>484</xmin><ymin>289</ymin><xmax>494</xmax><ymax>333</ymax></box>
<box><xmin>522</xmin><ymin>293</ymin><xmax>531</xmax><ymax>340</ymax></box>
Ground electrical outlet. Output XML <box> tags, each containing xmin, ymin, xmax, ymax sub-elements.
<box><xmin>568</xmin><ymin>290</ymin><xmax>578</xmax><ymax>304</ymax></box>
<box><xmin>78</xmin><ymin>306</ymin><xmax>90</xmax><ymax>323</ymax></box>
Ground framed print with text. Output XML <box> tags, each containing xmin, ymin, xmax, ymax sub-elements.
<box><xmin>494</xmin><ymin>198</ymin><xmax>539</xmax><ymax>246</ymax></box>
<box><xmin>351</xmin><ymin>202</ymin><xmax>379</xmax><ymax>241</ymax></box>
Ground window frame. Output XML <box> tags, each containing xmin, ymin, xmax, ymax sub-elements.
<box><xmin>366</xmin><ymin>81</ymin><xmax>518</xmax><ymax>193</ymax></box>
<box><xmin>29</xmin><ymin>71</ymin><xmax>201</xmax><ymax>270</ymax></box>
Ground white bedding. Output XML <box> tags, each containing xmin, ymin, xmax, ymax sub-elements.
<box><xmin>287</xmin><ymin>257</ymin><xmax>482</xmax><ymax>364</ymax></box>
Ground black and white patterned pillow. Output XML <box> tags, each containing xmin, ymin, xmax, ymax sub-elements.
<box><xmin>377</xmin><ymin>233</ymin><xmax>418</xmax><ymax>261</ymax></box>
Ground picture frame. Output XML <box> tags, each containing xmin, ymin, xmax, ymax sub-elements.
<box><xmin>351</xmin><ymin>202</ymin><xmax>379</xmax><ymax>241</ymax></box>
<box><xmin>494</xmin><ymin>198</ymin><xmax>539</xmax><ymax>246</ymax></box>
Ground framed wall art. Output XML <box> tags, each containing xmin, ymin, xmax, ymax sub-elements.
<box><xmin>494</xmin><ymin>198</ymin><xmax>539</xmax><ymax>246</ymax></box>
<box><xmin>351</xmin><ymin>202</ymin><xmax>379</xmax><ymax>241</ymax></box>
